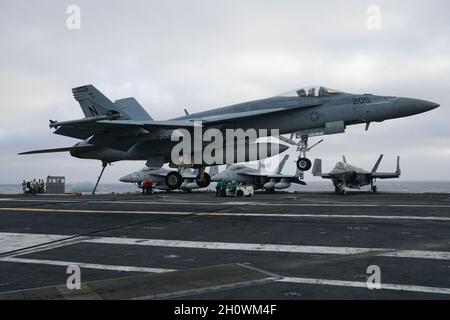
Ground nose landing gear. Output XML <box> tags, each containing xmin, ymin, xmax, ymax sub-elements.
<box><xmin>334</xmin><ymin>184</ymin><xmax>347</xmax><ymax>195</ymax></box>
<box><xmin>280</xmin><ymin>134</ymin><xmax>323</xmax><ymax>172</ymax></box>
<box><xmin>370</xmin><ymin>179</ymin><xmax>378</xmax><ymax>193</ymax></box>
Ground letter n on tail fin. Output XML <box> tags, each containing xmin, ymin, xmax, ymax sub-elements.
<box><xmin>312</xmin><ymin>159</ymin><xmax>322</xmax><ymax>176</ymax></box>
<box><xmin>72</xmin><ymin>85</ymin><xmax>122</xmax><ymax>118</ymax></box>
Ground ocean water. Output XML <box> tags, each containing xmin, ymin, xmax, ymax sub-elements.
<box><xmin>1</xmin><ymin>181</ymin><xmax>449</xmax><ymax>195</ymax></box>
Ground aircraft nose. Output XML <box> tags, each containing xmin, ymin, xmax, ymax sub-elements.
<box><xmin>395</xmin><ymin>98</ymin><xmax>440</xmax><ymax>115</ymax></box>
<box><xmin>119</xmin><ymin>174</ymin><xmax>132</xmax><ymax>183</ymax></box>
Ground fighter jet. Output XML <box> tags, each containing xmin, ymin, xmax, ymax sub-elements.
<box><xmin>312</xmin><ymin>155</ymin><xmax>401</xmax><ymax>195</ymax></box>
<box><xmin>211</xmin><ymin>155</ymin><xmax>306</xmax><ymax>192</ymax></box>
<box><xmin>119</xmin><ymin>167</ymin><xmax>209</xmax><ymax>191</ymax></box>
<box><xmin>20</xmin><ymin>84</ymin><xmax>437</xmax><ymax>192</ymax></box>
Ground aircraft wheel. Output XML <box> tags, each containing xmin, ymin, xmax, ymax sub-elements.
<box><xmin>372</xmin><ymin>186</ymin><xmax>378</xmax><ymax>193</ymax></box>
<box><xmin>196</xmin><ymin>172</ymin><xmax>211</xmax><ymax>188</ymax></box>
<box><xmin>166</xmin><ymin>172</ymin><xmax>183</xmax><ymax>190</ymax></box>
<box><xmin>297</xmin><ymin>158</ymin><xmax>312</xmax><ymax>171</ymax></box>
<box><xmin>236</xmin><ymin>190</ymin><xmax>244</xmax><ymax>197</ymax></box>
<box><xmin>342</xmin><ymin>189</ymin><xmax>347</xmax><ymax>195</ymax></box>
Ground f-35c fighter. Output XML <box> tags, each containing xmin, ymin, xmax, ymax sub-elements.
<box><xmin>211</xmin><ymin>155</ymin><xmax>306</xmax><ymax>192</ymax></box>
<box><xmin>312</xmin><ymin>155</ymin><xmax>401</xmax><ymax>194</ymax></box>
<box><xmin>20</xmin><ymin>84</ymin><xmax>438</xmax><ymax>192</ymax></box>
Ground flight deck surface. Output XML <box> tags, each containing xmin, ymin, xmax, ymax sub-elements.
<box><xmin>0</xmin><ymin>192</ymin><xmax>449</xmax><ymax>300</ymax></box>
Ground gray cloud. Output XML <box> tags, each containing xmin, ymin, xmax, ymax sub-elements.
<box><xmin>0</xmin><ymin>0</ymin><xmax>448</xmax><ymax>183</ymax></box>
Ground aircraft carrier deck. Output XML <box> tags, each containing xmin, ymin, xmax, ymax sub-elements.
<box><xmin>0</xmin><ymin>192</ymin><xmax>449</xmax><ymax>300</ymax></box>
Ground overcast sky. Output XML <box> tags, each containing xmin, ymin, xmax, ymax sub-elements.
<box><xmin>0</xmin><ymin>0</ymin><xmax>449</xmax><ymax>184</ymax></box>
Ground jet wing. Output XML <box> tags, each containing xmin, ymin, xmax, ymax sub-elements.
<box><xmin>96</xmin><ymin>120</ymin><xmax>199</xmax><ymax>130</ymax></box>
<box><xmin>54</xmin><ymin>126</ymin><xmax>95</xmax><ymax>139</ymax></box>
<box><xmin>237</xmin><ymin>172</ymin><xmax>307</xmax><ymax>185</ymax></box>
<box><xmin>371</xmin><ymin>172</ymin><xmax>400</xmax><ymax>179</ymax></box>
<box><xmin>52</xmin><ymin>119</ymin><xmax>199</xmax><ymax>139</ymax></box>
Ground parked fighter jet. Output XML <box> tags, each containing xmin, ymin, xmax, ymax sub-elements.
<box><xmin>312</xmin><ymin>155</ymin><xmax>401</xmax><ymax>195</ymax></box>
<box><xmin>20</xmin><ymin>84</ymin><xmax>437</xmax><ymax>193</ymax></box>
<box><xmin>211</xmin><ymin>155</ymin><xmax>306</xmax><ymax>192</ymax></box>
<box><xmin>119</xmin><ymin>167</ymin><xmax>211</xmax><ymax>191</ymax></box>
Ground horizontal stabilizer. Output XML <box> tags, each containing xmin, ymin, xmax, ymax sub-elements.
<box><xmin>19</xmin><ymin>145</ymin><xmax>93</xmax><ymax>155</ymax></box>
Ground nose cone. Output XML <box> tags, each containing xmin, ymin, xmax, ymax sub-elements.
<box><xmin>119</xmin><ymin>174</ymin><xmax>134</xmax><ymax>183</ymax></box>
<box><xmin>395</xmin><ymin>98</ymin><xmax>440</xmax><ymax>116</ymax></box>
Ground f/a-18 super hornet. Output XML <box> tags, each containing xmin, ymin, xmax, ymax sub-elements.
<box><xmin>312</xmin><ymin>155</ymin><xmax>401</xmax><ymax>195</ymax></box>
<box><xmin>211</xmin><ymin>155</ymin><xmax>306</xmax><ymax>192</ymax></box>
<box><xmin>119</xmin><ymin>167</ymin><xmax>215</xmax><ymax>191</ymax></box>
<box><xmin>20</xmin><ymin>84</ymin><xmax>438</xmax><ymax>192</ymax></box>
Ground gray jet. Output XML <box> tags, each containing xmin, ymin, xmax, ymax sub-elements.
<box><xmin>211</xmin><ymin>155</ymin><xmax>306</xmax><ymax>192</ymax></box>
<box><xmin>312</xmin><ymin>155</ymin><xmax>401</xmax><ymax>194</ymax></box>
<box><xmin>120</xmin><ymin>167</ymin><xmax>211</xmax><ymax>191</ymax></box>
<box><xmin>20</xmin><ymin>84</ymin><xmax>437</xmax><ymax>192</ymax></box>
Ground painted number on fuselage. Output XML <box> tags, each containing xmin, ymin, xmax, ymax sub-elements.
<box><xmin>352</xmin><ymin>97</ymin><xmax>372</xmax><ymax>105</ymax></box>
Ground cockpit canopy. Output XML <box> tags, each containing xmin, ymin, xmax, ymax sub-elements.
<box><xmin>335</xmin><ymin>161</ymin><xmax>347</xmax><ymax>170</ymax></box>
<box><xmin>278</xmin><ymin>86</ymin><xmax>344</xmax><ymax>98</ymax></box>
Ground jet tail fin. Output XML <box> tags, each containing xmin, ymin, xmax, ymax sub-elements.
<box><xmin>312</xmin><ymin>159</ymin><xmax>322</xmax><ymax>176</ymax></box>
<box><xmin>371</xmin><ymin>154</ymin><xmax>384</xmax><ymax>173</ymax></box>
<box><xmin>343</xmin><ymin>155</ymin><xmax>347</xmax><ymax>164</ymax></box>
<box><xmin>72</xmin><ymin>85</ymin><xmax>123</xmax><ymax>118</ymax></box>
<box><xmin>396</xmin><ymin>156</ymin><xmax>401</xmax><ymax>175</ymax></box>
<box><xmin>275</xmin><ymin>155</ymin><xmax>289</xmax><ymax>174</ymax></box>
<box><xmin>258</xmin><ymin>160</ymin><xmax>266</xmax><ymax>172</ymax></box>
<box><xmin>115</xmin><ymin>97</ymin><xmax>153</xmax><ymax>121</ymax></box>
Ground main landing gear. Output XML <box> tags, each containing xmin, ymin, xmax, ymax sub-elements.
<box><xmin>92</xmin><ymin>161</ymin><xmax>109</xmax><ymax>195</ymax></box>
<box><xmin>370</xmin><ymin>179</ymin><xmax>378</xmax><ymax>193</ymax></box>
<box><xmin>334</xmin><ymin>184</ymin><xmax>347</xmax><ymax>195</ymax></box>
<box><xmin>196</xmin><ymin>167</ymin><xmax>211</xmax><ymax>188</ymax></box>
<box><xmin>296</xmin><ymin>135</ymin><xmax>325</xmax><ymax>171</ymax></box>
<box><xmin>166</xmin><ymin>171</ymin><xmax>183</xmax><ymax>190</ymax></box>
